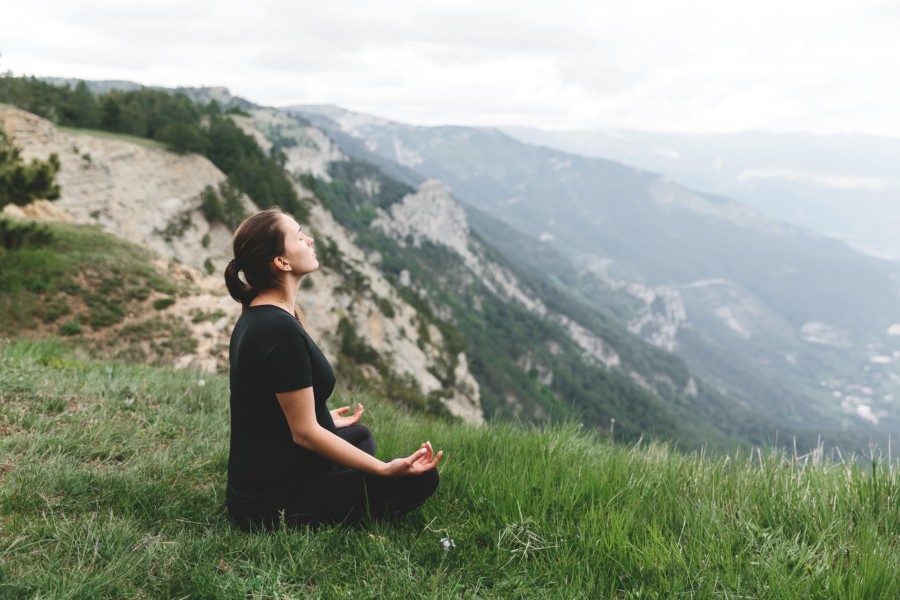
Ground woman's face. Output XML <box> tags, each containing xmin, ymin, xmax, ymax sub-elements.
<box><xmin>279</xmin><ymin>214</ymin><xmax>319</xmax><ymax>277</ymax></box>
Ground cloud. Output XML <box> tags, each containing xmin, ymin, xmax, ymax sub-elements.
<box><xmin>2</xmin><ymin>0</ymin><xmax>900</xmax><ymax>134</ymax></box>
<box><xmin>736</xmin><ymin>168</ymin><xmax>891</xmax><ymax>191</ymax></box>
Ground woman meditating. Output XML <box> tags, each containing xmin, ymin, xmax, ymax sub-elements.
<box><xmin>224</xmin><ymin>208</ymin><xmax>442</xmax><ymax>529</ymax></box>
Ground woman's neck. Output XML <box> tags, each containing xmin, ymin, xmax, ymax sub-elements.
<box><xmin>251</xmin><ymin>285</ymin><xmax>297</xmax><ymax>317</ymax></box>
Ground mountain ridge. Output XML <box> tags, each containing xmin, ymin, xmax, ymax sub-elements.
<box><xmin>501</xmin><ymin>126</ymin><xmax>900</xmax><ymax>262</ymax></box>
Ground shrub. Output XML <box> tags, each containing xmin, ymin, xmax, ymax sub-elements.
<box><xmin>154</xmin><ymin>210</ymin><xmax>194</xmax><ymax>243</ymax></box>
<box><xmin>153</xmin><ymin>297</ymin><xmax>176</xmax><ymax>311</ymax></box>
<box><xmin>0</xmin><ymin>218</ymin><xmax>54</xmax><ymax>250</ymax></box>
<box><xmin>199</xmin><ymin>182</ymin><xmax>247</xmax><ymax>230</ymax></box>
<box><xmin>58</xmin><ymin>320</ymin><xmax>83</xmax><ymax>336</ymax></box>
<box><xmin>0</xmin><ymin>126</ymin><xmax>61</xmax><ymax>210</ymax></box>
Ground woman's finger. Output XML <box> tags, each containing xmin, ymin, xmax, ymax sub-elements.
<box><xmin>408</xmin><ymin>450</ymin><xmax>425</xmax><ymax>471</ymax></box>
<box><xmin>408</xmin><ymin>447</ymin><xmax>427</xmax><ymax>465</ymax></box>
<box><xmin>418</xmin><ymin>449</ymin><xmax>442</xmax><ymax>471</ymax></box>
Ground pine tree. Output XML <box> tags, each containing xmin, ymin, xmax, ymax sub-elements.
<box><xmin>0</xmin><ymin>127</ymin><xmax>61</xmax><ymax>209</ymax></box>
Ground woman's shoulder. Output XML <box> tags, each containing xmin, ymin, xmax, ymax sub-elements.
<box><xmin>241</xmin><ymin>305</ymin><xmax>293</xmax><ymax>320</ymax></box>
<box><xmin>234</xmin><ymin>305</ymin><xmax>300</xmax><ymax>337</ymax></box>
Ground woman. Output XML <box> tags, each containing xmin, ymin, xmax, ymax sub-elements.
<box><xmin>223</xmin><ymin>208</ymin><xmax>442</xmax><ymax>529</ymax></box>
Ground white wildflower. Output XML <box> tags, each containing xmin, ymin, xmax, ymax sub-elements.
<box><xmin>440</xmin><ymin>536</ymin><xmax>456</xmax><ymax>550</ymax></box>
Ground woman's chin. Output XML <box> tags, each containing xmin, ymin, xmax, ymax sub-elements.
<box><xmin>299</xmin><ymin>261</ymin><xmax>320</xmax><ymax>277</ymax></box>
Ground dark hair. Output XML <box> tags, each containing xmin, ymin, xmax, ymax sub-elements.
<box><xmin>224</xmin><ymin>208</ymin><xmax>287</xmax><ymax>307</ymax></box>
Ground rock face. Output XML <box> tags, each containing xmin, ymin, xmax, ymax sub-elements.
<box><xmin>373</xmin><ymin>180</ymin><xmax>547</xmax><ymax>315</ymax></box>
<box><xmin>1</xmin><ymin>105</ymin><xmax>239</xmax><ymax>273</ymax></box>
<box><xmin>373</xmin><ymin>179</ymin><xmax>472</xmax><ymax>262</ymax></box>
<box><xmin>373</xmin><ymin>179</ymin><xmax>623</xmax><ymax>378</ymax></box>
<box><xmin>619</xmin><ymin>282</ymin><xmax>687</xmax><ymax>352</ymax></box>
<box><xmin>1</xmin><ymin>104</ymin><xmax>484</xmax><ymax>424</ymax></box>
<box><xmin>303</xmin><ymin>203</ymin><xmax>483</xmax><ymax>424</ymax></box>
<box><xmin>236</xmin><ymin>108</ymin><xmax>344</xmax><ymax>181</ymax></box>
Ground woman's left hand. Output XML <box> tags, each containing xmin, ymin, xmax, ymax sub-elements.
<box><xmin>330</xmin><ymin>403</ymin><xmax>364</xmax><ymax>429</ymax></box>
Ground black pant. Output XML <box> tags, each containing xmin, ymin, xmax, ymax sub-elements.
<box><xmin>234</xmin><ymin>425</ymin><xmax>439</xmax><ymax>529</ymax></box>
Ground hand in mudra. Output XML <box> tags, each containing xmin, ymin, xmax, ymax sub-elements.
<box><xmin>382</xmin><ymin>441</ymin><xmax>443</xmax><ymax>477</ymax></box>
<box><xmin>331</xmin><ymin>403</ymin><xmax>364</xmax><ymax>429</ymax></box>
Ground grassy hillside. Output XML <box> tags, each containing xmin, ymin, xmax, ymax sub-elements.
<box><xmin>0</xmin><ymin>218</ymin><xmax>207</xmax><ymax>365</ymax></box>
<box><xmin>1</xmin><ymin>339</ymin><xmax>898</xmax><ymax>598</ymax></box>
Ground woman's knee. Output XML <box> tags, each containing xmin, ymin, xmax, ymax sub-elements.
<box><xmin>402</xmin><ymin>468</ymin><xmax>440</xmax><ymax>514</ymax></box>
<box><xmin>336</xmin><ymin>424</ymin><xmax>377</xmax><ymax>455</ymax></box>
<box><xmin>418</xmin><ymin>467</ymin><xmax>440</xmax><ymax>499</ymax></box>
<box><xmin>355</xmin><ymin>425</ymin><xmax>376</xmax><ymax>455</ymax></box>
<box><xmin>353</xmin><ymin>424</ymin><xmax>373</xmax><ymax>440</ymax></box>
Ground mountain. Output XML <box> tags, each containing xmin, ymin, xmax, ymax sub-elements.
<box><xmin>501</xmin><ymin>127</ymin><xmax>900</xmax><ymax>263</ymax></box>
<box><xmin>286</xmin><ymin>105</ymin><xmax>900</xmax><ymax>450</ymax></box>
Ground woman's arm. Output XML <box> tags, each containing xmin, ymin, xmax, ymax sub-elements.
<box><xmin>277</xmin><ymin>388</ymin><xmax>441</xmax><ymax>476</ymax></box>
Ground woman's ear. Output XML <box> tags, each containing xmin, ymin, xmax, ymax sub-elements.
<box><xmin>275</xmin><ymin>256</ymin><xmax>292</xmax><ymax>272</ymax></box>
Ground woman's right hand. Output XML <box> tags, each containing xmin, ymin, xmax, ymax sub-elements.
<box><xmin>381</xmin><ymin>441</ymin><xmax>443</xmax><ymax>477</ymax></box>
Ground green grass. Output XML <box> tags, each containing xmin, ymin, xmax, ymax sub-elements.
<box><xmin>1</xmin><ymin>338</ymin><xmax>899</xmax><ymax>598</ymax></box>
<box><xmin>58</xmin><ymin>126</ymin><xmax>169</xmax><ymax>150</ymax></box>
<box><xmin>0</xmin><ymin>219</ymin><xmax>201</xmax><ymax>367</ymax></box>
<box><xmin>0</xmin><ymin>219</ymin><xmax>178</xmax><ymax>335</ymax></box>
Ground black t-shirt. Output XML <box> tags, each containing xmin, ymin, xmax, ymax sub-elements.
<box><xmin>226</xmin><ymin>305</ymin><xmax>336</xmax><ymax>514</ymax></box>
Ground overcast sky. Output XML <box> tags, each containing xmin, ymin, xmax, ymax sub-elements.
<box><xmin>3</xmin><ymin>0</ymin><xmax>899</xmax><ymax>135</ymax></box>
